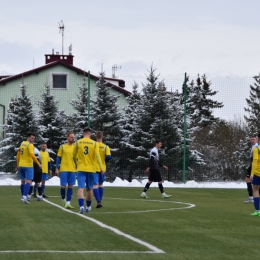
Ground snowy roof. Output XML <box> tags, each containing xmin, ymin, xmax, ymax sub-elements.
<box><xmin>0</xmin><ymin>75</ymin><xmax>11</xmax><ymax>80</ymax></box>
<box><xmin>0</xmin><ymin>60</ymin><xmax>131</xmax><ymax>96</ymax></box>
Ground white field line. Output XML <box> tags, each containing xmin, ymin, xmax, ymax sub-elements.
<box><xmin>0</xmin><ymin>199</ymin><xmax>164</xmax><ymax>254</ymax></box>
<box><xmin>46</xmin><ymin>199</ymin><xmax>165</xmax><ymax>254</ymax></box>
<box><xmin>0</xmin><ymin>196</ymin><xmax>197</xmax><ymax>254</ymax></box>
<box><xmin>0</xmin><ymin>250</ymin><xmax>160</xmax><ymax>254</ymax></box>
<box><xmin>91</xmin><ymin>197</ymin><xmax>196</xmax><ymax>214</ymax></box>
<box><xmin>41</xmin><ymin>196</ymin><xmax>196</xmax><ymax>214</ymax></box>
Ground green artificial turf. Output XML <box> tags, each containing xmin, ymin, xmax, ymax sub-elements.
<box><xmin>0</xmin><ymin>186</ymin><xmax>258</xmax><ymax>260</ymax></box>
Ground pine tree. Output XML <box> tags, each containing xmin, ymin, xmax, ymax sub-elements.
<box><xmin>91</xmin><ymin>71</ymin><xmax>122</xmax><ymax>149</ymax></box>
<box><xmin>147</xmin><ymin>81</ymin><xmax>183</xmax><ymax>180</ymax></box>
<box><xmin>0</xmin><ymin>98</ymin><xmax>19</xmax><ymax>172</ymax></box>
<box><xmin>69</xmin><ymin>76</ymin><xmax>89</xmax><ymax>139</ymax></box>
<box><xmin>236</xmin><ymin>74</ymin><xmax>260</xmax><ymax>177</ymax></box>
<box><xmin>126</xmin><ymin>67</ymin><xmax>183</xmax><ymax>181</ymax></box>
<box><xmin>90</xmin><ymin>72</ymin><xmax>123</xmax><ymax>180</ymax></box>
<box><xmin>185</xmin><ymin>75</ymin><xmax>224</xmax><ymax>178</ymax></box>
<box><xmin>119</xmin><ymin>82</ymin><xmax>143</xmax><ymax>180</ymax></box>
<box><xmin>189</xmin><ymin>75</ymin><xmax>223</xmax><ymax>129</ymax></box>
<box><xmin>182</xmin><ymin>74</ymin><xmax>223</xmax><ymax>151</ymax></box>
<box><xmin>36</xmin><ymin>83</ymin><xmax>67</xmax><ymax>158</ymax></box>
<box><xmin>236</xmin><ymin>137</ymin><xmax>251</xmax><ymax>177</ymax></box>
<box><xmin>0</xmin><ymin>83</ymin><xmax>42</xmax><ymax>172</ymax></box>
<box><xmin>122</xmin><ymin>81</ymin><xmax>141</xmax><ymax>135</ymax></box>
<box><xmin>124</xmin><ymin>68</ymin><xmax>159</xmax><ymax>178</ymax></box>
<box><xmin>244</xmin><ymin>74</ymin><xmax>260</xmax><ymax>135</ymax></box>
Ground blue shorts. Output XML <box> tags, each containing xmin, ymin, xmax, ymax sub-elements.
<box><xmin>77</xmin><ymin>172</ymin><xmax>95</xmax><ymax>189</ymax></box>
<box><xmin>252</xmin><ymin>175</ymin><xmax>260</xmax><ymax>185</ymax></box>
<box><xmin>19</xmin><ymin>167</ymin><xmax>34</xmax><ymax>180</ymax></box>
<box><xmin>41</xmin><ymin>173</ymin><xmax>49</xmax><ymax>181</ymax></box>
<box><xmin>60</xmin><ymin>172</ymin><xmax>76</xmax><ymax>186</ymax></box>
<box><xmin>93</xmin><ymin>172</ymin><xmax>106</xmax><ymax>185</ymax></box>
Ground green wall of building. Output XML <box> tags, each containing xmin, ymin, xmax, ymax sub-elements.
<box><xmin>0</xmin><ymin>64</ymin><xmax>129</xmax><ymax>138</ymax></box>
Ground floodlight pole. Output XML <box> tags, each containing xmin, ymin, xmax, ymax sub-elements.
<box><xmin>183</xmin><ymin>73</ymin><xmax>188</xmax><ymax>184</ymax></box>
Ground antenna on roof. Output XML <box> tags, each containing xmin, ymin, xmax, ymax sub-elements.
<box><xmin>58</xmin><ymin>20</ymin><xmax>65</xmax><ymax>55</ymax></box>
<box><xmin>112</xmin><ymin>64</ymin><xmax>121</xmax><ymax>78</ymax></box>
<box><xmin>69</xmin><ymin>43</ymin><xmax>72</xmax><ymax>55</ymax></box>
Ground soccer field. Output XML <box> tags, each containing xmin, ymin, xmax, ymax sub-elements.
<box><xmin>0</xmin><ymin>186</ymin><xmax>259</xmax><ymax>260</ymax></box>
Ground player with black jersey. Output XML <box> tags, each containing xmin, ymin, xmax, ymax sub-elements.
<box><xmin>28</xmin><ymin>147</ymin><xmax>43</xmax><ymax>201</ymax></box>
<box><xmin>141</xmin><ymin>139</ymin><xmax>171</xmax><ymax>199</ymax></box>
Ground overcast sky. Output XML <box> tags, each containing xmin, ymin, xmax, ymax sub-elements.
<box><xmin>1</xmin><ymin>0</ymin><xmax>259</xmax><ymax>120</ymax></box>
<box><xmin>1</xmin><ymin>0</ymin><xmax>260</xmax><ymax>78</ymax></box>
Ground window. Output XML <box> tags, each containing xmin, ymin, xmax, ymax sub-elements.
<box><xmin>52</xmin><ymin>74</ymin><xmax>68</xmax><ymax>89</ymax></box>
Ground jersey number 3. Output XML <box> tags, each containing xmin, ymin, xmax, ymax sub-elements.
<box><xmin>84</xmin><ymin>146</ymin><xmax>88</xmax><ymax>155</ymax></box>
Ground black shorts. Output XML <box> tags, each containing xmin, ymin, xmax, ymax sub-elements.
<box><xmin>149</xmin><ymin>169</ymin><xmax>162</xmax><ymax>182</ymax></box>
<box><xmin>33</xmin><ymin>168</ymin><xmax>42</xmax><ymax>183</ymax></box>
<box><xmin>247</xmin><ymin>164</ymin><xmax>252</xmax><ymax>178</ymax></box>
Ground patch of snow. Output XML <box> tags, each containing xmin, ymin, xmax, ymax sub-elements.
<box><xmin>0</xmin><ymin>173</ymin><xmax>247</xmax><ymax>188</ymax></box>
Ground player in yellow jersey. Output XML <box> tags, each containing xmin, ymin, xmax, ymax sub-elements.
<box><xmin>55</xmin><ymin>132</ymin><xmax>76</xmax><ymax>209</ymax></box>
<box><xmin>16</xmin><ymin>132</ymin><xmax>42</xmax><ymax>204</ymax></box>
<box><xmin>40</xmin><ymin>142</ymin><xmax>52</xmax><ymax>198</ymax></box>
<box><xmin>93</xmin><ymin>131</ymin><xmax>111</xmax><ymax>208</ymax></box>
<box><xmin>73</xmin><ymin>128</ymin><xmax>103</xmax><ymax>214</ymax></box>
<box><xmin>250</xmin><ymin>132</ymin><xmax>260</xmax><ymax>216</ymax></box>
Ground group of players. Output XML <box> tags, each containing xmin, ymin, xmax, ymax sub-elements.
<box><xmin>17</xmin><ymin>128</ymin><xmax>111</xmax><ymax>214</ymax></box>
<box><xmin>17</xmin><ymin>126</ymin><xmax>173</xmax><ymax>213</ymax></box>
<box><xmin>17</xmin><ymin>128</ymin><xmax>260</xmax><ymax>215</ymax></box>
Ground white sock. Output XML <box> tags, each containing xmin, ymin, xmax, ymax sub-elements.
<box><xmin>66</xmin><ymin>201</ymin><xmax>70</xmax><ymax>206</ymax></box>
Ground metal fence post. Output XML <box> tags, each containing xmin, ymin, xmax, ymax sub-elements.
<box><xmin>183</xmin><ymin>73</ymin><xmax>188</xmax><ymax>183</ymax></box>
<box><xmin>88</xmin><ymin>71</ymin><xmax>90</xmax><ymax>128</ymax></box>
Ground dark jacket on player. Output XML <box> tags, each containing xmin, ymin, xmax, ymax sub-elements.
<box><xmin>149</xmin><ymin>152</ymin><xmax>163</xmax><ymax>170</ymax></box>
<box><xmin>33</xmin><ymin>151</ymin><xmax>42</xmax><ymax>174</ymax></box>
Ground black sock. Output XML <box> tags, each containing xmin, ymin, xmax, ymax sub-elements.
<box><xmin>28</xmin><ymin>186</ymin><xmax>33</xmax><ymax>195</ymax></box>
<box><xmin>247</xmin><ymin>182</ymin><xmax>253</xmax><ymax>197</ymax></box>
<box><xmin>158</xmin><ymin>183</ymin><xmax>164</xmax><ymax>193</ymax></box>
<box><xmin>143</xmin><ymin>183</ymin><xmax>150</xmax><ymax>193</ymax></box>
<box><xmin>38</xmin><ymin>186</ymin><xmax>43</xmax><ymax>196</ymax></box>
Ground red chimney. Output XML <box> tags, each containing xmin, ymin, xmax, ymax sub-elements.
<box><xmin>45</xmin><ymin>49</ymin><xmax>74</xmax><ymax>65</ymax></box>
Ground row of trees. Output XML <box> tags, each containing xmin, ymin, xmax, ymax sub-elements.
<box><xmin>0</xmin><ymin>68</ymin><xmax>259</xmax><ymax>181</ymax></box>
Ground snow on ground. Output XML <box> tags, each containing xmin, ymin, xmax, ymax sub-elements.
<box><xmin>0</xmin><ymin>173</ymin><xmax>246</xmax><ymax>188</ymax></box>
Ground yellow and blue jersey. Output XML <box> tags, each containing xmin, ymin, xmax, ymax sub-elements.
<box><xmin>18</xmin><ymin>141</ymin><xmax>35</xmax><ymax>167</ymax></box>
<box><xmin>73</xmin><ymin>137</ymin><xmax>101</xmax><ymax>172</ymax></box>
<box><xmin>94</xmin><ymin>142</ymin><xmax>111</xmax><ymax>172</ymax></box>
<box><xmin>251</xmin><ymin>145</ymin><xmax>260</xmax><ymax>178</ymax></box>
<box><xmin>40</xmin><ymin>150</ymin><xmax>51</xmax><ymax>174</ymax></box>
<box><xmin>56</xmin><ymin>143</ymin><xmax>76</xmax><ymax>172</ymax></box>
